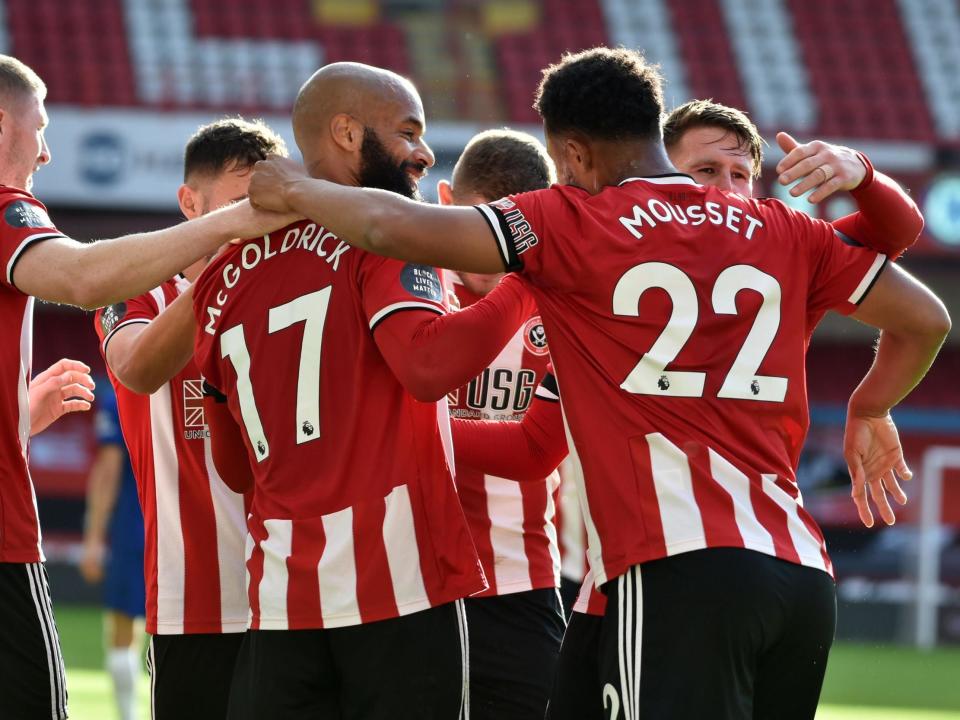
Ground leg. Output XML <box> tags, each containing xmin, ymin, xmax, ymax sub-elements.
<box><xmin>0</xmin><ymin>562</ymin><xmax>68</xmax><ymax>720</ymax></box>
<box><xmin>753</xmin><ymin>565</ymin><xmax>836</xmax><ymax>720</ymax></box>
<box><xmin>335</xmin><ymin>600</ymin><xmax>468</xmax><ymax>720</ymax></box>
<box><xmin>466</xmin><ymin>588</ymin><xmax>565</xmax><ymax>720</ymax></box>
<box><xmin>105</xmin><ymin>612</ymin><xmax>140</xmax><ymax>720</ymax></box>
<box><xmin>546</xmin><ymin>611</ymin><xmax>604</xmax><ymax>720</ymax></box>
<box><xmin>149</xmin><ymin>633</ymin><xmax>245</xmax><ymax>720</ymax></box>
<box><xmin>103</xmin><ymin>535</ymin><xmax>146</xmax><ymax>720</ymax></box>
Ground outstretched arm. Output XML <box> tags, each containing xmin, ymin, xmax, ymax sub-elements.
<box><xmin>374</xmin><ymin>274</ymin><xmax>536</xmax><ymax>401</ymax></box>
<box><xmin>776</xmin><ymin>133</ymin><xmax>922</xmax><ymax>258</ymax></box>
<box><xmin>248</xmin><ymin>157</ymin><xmax>505</xmax><ymax>273</ymax></box>
<box><xmin>452</xmin><ymin>376</ymin><xmax>568</xmax><ymax>481</ymax></box>
<box><xmin>843</xmin><ymin>263</ymin><xmax>951</xmax><ymax>527</ymax></box>
<box><xmin>13</xmin><ymin>201</ymin><xmax>298</xmax><ymax>309</ymax></box>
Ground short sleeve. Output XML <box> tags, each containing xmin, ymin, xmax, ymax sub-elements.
<box><xmin>93</xmin><ymin>383</ymin><xmax>124</xmax><ymax>446</ymax></box>
<box><xmin>0</xmin><ymin>190</ymin><xmax>67</xmax><ymax>292</ymax></box>
<box><xmin>475</xmin><ymin>189</ymin><xmax>554</xmax><ymax>274</ymax></box>
<box><xmin>358</xmin><ymin>255</ymin><xmax>447</xmax><ymax>331</ymax></box>
<box><xmin>802</xmin><ymin>214</ymin><xmax>888</xmax><ymax>317</ymax></box>
<box><xmin>94</xmin><ymin>291</ymin><xmax>162</xmax><ymax>353</ymax></box>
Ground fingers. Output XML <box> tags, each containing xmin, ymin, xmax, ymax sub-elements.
<box><xmin>33</xmin><ymin>358</ymin><xmax>92</xmax><ymax>384</ymax></box>
<box><xmin>868</xmin><ymin>473</ymin><xmax>897</xmax><ymax>525</ymax></box>
<box><xmin>847</xmin><ymin>454</ymin><xmax>873</xmax><ymax>528</ymax></box>
<box><xmin>895</xmin><ymin>456</ymin><xmax>913</xmax><ymax>482</ymax></box>
<box><xmin>776</xmin><ymin>131</ymin><xmax>799</xmax><ymax>156</ymax></box>
<box><xmin>60</xmin><ymin>399</ymin><xmax>92</xmax><ymax>415</ymax></box>
<box><xmin>882</xmin><ymin>470</ymin><xmax>908</xmax><ymax>506</ymax></box>
<box><xmin>806</xmin><ymin>175</ymin><xmax>846</xmax><ymax>204</ymax></box>
<box><xmin>51</xmin><ymin>370</ymin><xmax>95</xmax><ymax>392</ymax></box>
<box><xmin>61</xmin><ymin>382</ymin><xmax>95</xmax><ymax>403</ymax></box>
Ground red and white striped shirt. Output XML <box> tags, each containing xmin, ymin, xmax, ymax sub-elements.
<box><xmin>95</xmin><ymin>278</ymin><xmax>248</xmax><ymax>635</ymax></box>
<box><xmin>449</xmin><ymin>278</ymin><xmax>561</xmax><ymax>597</ymax></box>
<box><xmin>480</xmin><ymin>176</ymin><xmax>888</xmax><ymax>588</ymax></box>
<box><xmin>192</xmin><ymin>222</ymin><xmax>485</xmax><ymax>630</ymax></box>
<box><xmin>0</xmin><ymin>187</ymin><xmax>67</xmax><ymax>563</ymax></box>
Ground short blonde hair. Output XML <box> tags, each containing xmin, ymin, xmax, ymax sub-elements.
<box><xmin>0</xmin><ymin>55</ymin><xmax>46</xmax><ymax>102</ymax></box>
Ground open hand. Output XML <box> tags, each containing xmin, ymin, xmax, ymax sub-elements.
<box><xmin>29</xmin><ymin>359</ymin><xmax>95</xmax><ymax>436</ymax></box>
<box><xmin>776</xmin><ymin>132</ymin><xmax>867</xmax><ymax>204</ymax></box>
<box><xmin>843</xmin><ymin>412</ymin><xmax>912</xmax><ymax>528</ymax></box>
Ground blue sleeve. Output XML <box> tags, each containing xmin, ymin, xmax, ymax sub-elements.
<box><xmin>94</xmin><ymin>382</ymin><xmax>124</xmax><ymax>446</ymax></box>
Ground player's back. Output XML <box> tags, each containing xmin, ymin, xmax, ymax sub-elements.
<box><xmin>193</xmin><ymin>220</ymin><xmax>484</xmax><ymax>629</ymax></box>
<box><xmin>482</xmin><ymin>175</ymin><xmax>886</xmax><ymax>585</ymax></box>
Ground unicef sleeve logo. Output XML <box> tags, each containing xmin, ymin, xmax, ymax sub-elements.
<box><xmin>79</xmin><ymin>132</ymin><xmax>126</xmax><ymax>186</ymax></box>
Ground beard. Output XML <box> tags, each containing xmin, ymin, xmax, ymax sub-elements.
<box><xmin>359</xmin><ymin>127</ymin><xmax>425</xmax><ymax>200</ymax></box>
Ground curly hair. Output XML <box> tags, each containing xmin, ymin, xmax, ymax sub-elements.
<box><xmin>184</xmin><ymin>117</ymin><xmax>288</xmax><ymax>182</ymax></box>
<box><xmin>663</xmin><ymin>100</ymin><xmax>765</xmax><ymax>178</ymax></box>
<box><xmin>452</xmin><ymin>129</ymin><xmax>555</xmax><ymax>201</ymax></box>
<box><xmin>534</xmin><ymin>47</ymin><xmax>664</xmax><ymax>141</ymax></box>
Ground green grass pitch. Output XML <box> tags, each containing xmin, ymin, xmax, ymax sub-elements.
<box><xmin>54</xmin><ymin>605</ymin><xmax>960</xmax><ymax>719</ymax></box>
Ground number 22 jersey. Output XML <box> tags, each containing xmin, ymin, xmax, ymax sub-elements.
<box><xmin>477</xmin><ymin>175</ymin><xmax>887</xmax><ymax>587</ymax></box>
<box><xmin>193</xmin><ymin>220</ymin><xmax>485</xmax><ymax>630</ymax></box>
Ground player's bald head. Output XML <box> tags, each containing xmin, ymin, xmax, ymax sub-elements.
<box><xmin>292</xmin><ymin>62</ymin><xmax>421</xmax><ymax>162</ymax></box>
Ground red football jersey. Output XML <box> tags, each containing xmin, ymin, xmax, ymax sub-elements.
<box><xmin>0</xmin><ymin>187</ymin><xmax>67</xmax><ymax>563</ymax></box>
<box><xmin>193</xmin><ymin>221</ymin><xmax>485</xmax><ymax>630</ymax></box>
<box><xmin>95</xmin><ymin>278</ymin><xmax>248</xmax><ymax>634</ymax></box>
<box><xmin>448</xmin><ymin>276</ymin><xmax>560</xmax><ymax>597</ymax></box>
<box><xmin>478</xmin><ymin>175</ymin><xmax>887</xmax><ymax>587</ymax></box>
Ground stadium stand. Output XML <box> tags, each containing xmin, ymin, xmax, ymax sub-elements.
<box><xmin>720</xmin><ymin>0</ymin><xmax>816</xmax><ymax>131</ymax></box>
<box><xmin>789</xmin><ymin>0</ymin><xmax>936</xmax><ymax>141</ymax></box>
<box><xmin>1</xmin><ymin>0</ymin><xmax>957</xmax><ymax>143</ymax></box>
<box><xmin>898</xmin><ymin>0</ymin><xmax>960</xmax><ymax>139</ymax></box>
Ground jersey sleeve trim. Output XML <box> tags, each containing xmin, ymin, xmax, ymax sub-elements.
<box><xmin>535</xmin><ymin>373</ymin><xmax>560</xmax><ymax>402</ymax></box>
<box><xmin>847</xmin><ymin>254</ymin><xmax>888</xmax><ymax>305</ymax></box>
<box><xmin>101</xmin><ymin>318</ymin><xmax>150</xmax><ymax>355</ymax></box>
<box><xmin>6</xmin><ymin>232</ymin><xmax>67</xmax><ymax>288</ymax></box>
<box><xmin>202</xmin><ymin>378</ymin><xmax>228</xmax><ymax>404</ymax></box>
<box><xmin>369</xmin><ymin>301</ymin><xmax>444</xmax><ymax>331</ymax></box>
<box><xmin>474</xmin><ymin>205</ymin><xmax>520</xmax><ymax>272</ymax></box>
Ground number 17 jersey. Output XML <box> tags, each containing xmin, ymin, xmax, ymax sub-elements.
<box><xmin>192</xmin><ymin>220</ymin><xmax>485</xmax><ymax>630</ymax></box>
<box><xmin>478</xmin><ymin>175</ymin><xmax>887</xmax><ymax>588</ymax></box>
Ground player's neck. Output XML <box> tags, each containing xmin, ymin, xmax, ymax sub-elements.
<box><xmin>599</xmin><ymin>140</ymin><xmax>677</xmax><ymax>186</ymax></box>
<box><xmin>306</xmin><ymin>157</ymin><xmax>359</xmax><ymax>187</ymax></box>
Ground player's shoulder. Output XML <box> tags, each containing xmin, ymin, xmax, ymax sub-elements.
<box><xmin>0</xmin><ymin>185</ymin><xmax>56</xmax><ymax>229</ymax></box>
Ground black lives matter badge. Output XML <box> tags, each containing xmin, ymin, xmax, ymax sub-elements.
<box><xmin>400</xmin><ymin>263</ymin><xmax>444</xmax><ymax>303</ymax></box>
<box><xmin>4</xmin><ymin>200</ymin><xmax>52</xmax><ymax>229</ymax></box>
<box><xmin>100</xmin><ymin>303</ymin><xmax>127</xmax><ymax>335</ymax></box>
<box><xmin>523</xmin><ymin>316</ymin><xmax>549</xmax><ymax>356</ymax></box>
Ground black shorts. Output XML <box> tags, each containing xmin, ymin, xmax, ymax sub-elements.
<box><xmin>465</xmin><ymin>587</ymin><xmax>566</xmax><ymax>720</ymax></box>
<box><xmin>0</xmin><ymin>562</ymin><xmax>68</xmax><ymax>720</ymax></box>
<box><xmin>546</xmin><ymin>610</ymin><xmax>602</xmax><ymax>720</ymax></box>
<box><xmin>594</xmin><ymin>548</ymin><xmax>836</xmax><ymax>720</ymax></box>
<box><xmin>147</xmin><ymin>631</ymin><xmax>244</xmax><ymax>720</ymax></box>
<box><xmin>228</xmin><ymin>600</ymin><xmax>468</xmax><ymax>720</ymax></box>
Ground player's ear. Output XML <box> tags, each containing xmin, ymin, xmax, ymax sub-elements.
<box><xmin>177</xmin><ymin>184</ymin><xmax>199</xmax><ymax>220</ymax></box>
<box><xmin>437</xmin><ymin>179</ymin><xmax>454</xmax><ymax>206</ymax></box>
<box><xmin>330</xmin><ymin>113</ymin><xmax>364</xmax><ymax>153</ymax></box>
<box><xmin>565</xmin><ymin>135</ymin><xmax>592</xmax><ymax>172</ymax></box>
